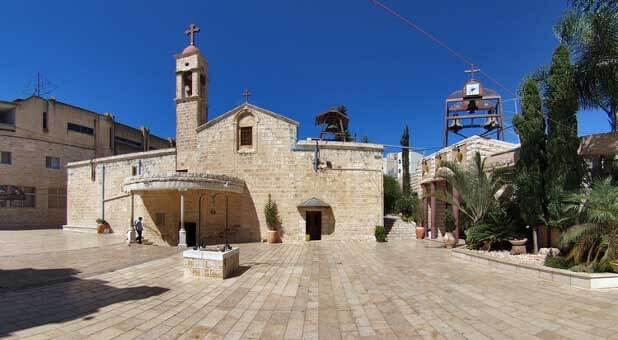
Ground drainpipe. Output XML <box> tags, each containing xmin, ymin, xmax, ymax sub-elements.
<box><xmin>101</xmin><ymin>165</ymin><xmax>105</xmax><ymax>221</ymax></box>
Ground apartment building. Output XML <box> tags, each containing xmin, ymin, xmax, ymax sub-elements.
<box><xmin>0</xmin><ymin>95</ymin><xmax>173</xmax><ymax>227</ymax></box>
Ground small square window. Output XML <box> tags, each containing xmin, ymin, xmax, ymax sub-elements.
<box><xmin>46</xmin><ymin>156</ymin><xmax>61</xmax><ymax>169</ymax></box>
<box><xmin>0</xmin><ymin>151</ymin><xmax>11</xmax><ymax>165</ymax></box>
<box><xmin>240</xmin><ymin>127</ymin><xmax>252</xmax><ymax>146</ymax></box>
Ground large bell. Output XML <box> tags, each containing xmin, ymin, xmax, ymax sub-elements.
<box><xmin>448</xmin><ymin>115</ymin><xmax>463</xmax><ymax>132</ymax></box>
<box><xmin>483</xmin><ymin>116</ymin><xmax>498</xmax><ymax>130</ymax></box>
<box><xmin>324</xmin><ymin>123</ymin><xmax>340</xmax><ymax>133</ymax></box>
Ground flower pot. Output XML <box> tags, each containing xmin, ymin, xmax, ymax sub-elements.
<box><xmin>266</xmin><ymin>230</ymin><xmax>281</xmax><ymax>244</ymax></box>
<box><xmin>444</xmin><ymin>232</ymin><xmax>456</xmax><ymax>248</ymax></box>
<box><xmin>415</xmin><ymin>226</ymin><xmax>425</xmax><ymax>239</ymax></box>
<box><xmin>509</xmin><ymin>238</ymin><xmax>528</xmax><ymax>255</ymax></box>
<box><xmin>97</xmin><ymin>224</ymin><xmax>107</xmax><ymax>234</ymax></box>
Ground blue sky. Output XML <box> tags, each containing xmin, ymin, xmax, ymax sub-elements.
<box><xmin>0</xmin><ymin>0</ymin><xmax>610</xmax><ymax>155</ymax></box>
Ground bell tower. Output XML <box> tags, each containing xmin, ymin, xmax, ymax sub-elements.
<box><xmin>175</xmin><ymin>24</ymin><xmax>208</xmax><ymax>171</ymax></box>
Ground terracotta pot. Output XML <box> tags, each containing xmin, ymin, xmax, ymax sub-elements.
<box><xmin>266</xmin><ymin>230</ymin><xmax>281</xmax><ymax>243</ymax></box>
<box><xmin>97</xmin><ymin>224</ymin><xmax>107</xmax><ymax>234</ymax></box>
<box><xmin>444</xmin><ymin>232</ymin><xmax>457</xmax><ymax>248</ymax></box>
<box><xmin>415</xmin><ymin>226</ymin><xmax>425</xmax><ymax>239</ymax></box>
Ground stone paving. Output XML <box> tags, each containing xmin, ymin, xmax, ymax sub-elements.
<box><xmin>2</xmin><ymin>240</ymin><xmax>618</xmax><ymax>339</ymax></box>
<box><xmin>0</xmin><ymin>230</ymin><xmax>180</xmax><ymax>291</ymax></box>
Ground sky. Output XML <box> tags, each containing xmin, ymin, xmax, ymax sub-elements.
<box><xmin>0</xmin><ymin>0</ymin><xmax>611</xmax><ymax>155</ymax></box>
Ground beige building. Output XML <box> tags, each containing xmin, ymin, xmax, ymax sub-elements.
<box><xmin>417</xmin><ymin>136</ymin><xmax>519</xmax><ymax>238</ymax></box>
<box><xmin>64</xmin><ymin>28</ymin><xmax>384</xmax><ymax>246</ymax></box>
<box><xmin>0</xmin><ymin>96</ymin><xmax>173</xmax><ymax>228</ymax></box>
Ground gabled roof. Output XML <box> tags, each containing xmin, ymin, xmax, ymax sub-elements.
<box><xmin>297</xmin><ymin>197</ymin><xmax>330</xmax><ymax>208</ymax></box>
<box><xmin>197</xmin><ymin>103</ymin><xmax>299</xmax><ymax>132</ymax></box>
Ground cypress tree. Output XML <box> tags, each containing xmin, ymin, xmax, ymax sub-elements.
<box><xmin>400</xmin><ymin>125</ymin><xmax>411</xmax><ymax>196</ymax></box>
<box><xmin>545</xmin><ymin>44</ymin><xmax>585</xmax><ymax>193</ymax></box>
<box><xmin>543</xmin><ymin>44</ymin><xmax>585</xmax><ymax>246</ymax></box>
<box><xmin>513</xmin><ymin>79</ymin><xmax>547</xmax><ymax>233</ymax></box>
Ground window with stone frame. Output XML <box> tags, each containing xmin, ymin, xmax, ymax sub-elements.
<box><xmin>48</xmin><ymin>188</ymin><xmax>67</xmax><ymax>209</ymax></box>
<box><xmin>240</xmin><ymin>127</ymin><xmax>252</xmax><ymax>146</ymax></box>
<box><xmin>236</xmin><ymin>111</ymin><xmax>256</xmax><ymax>151</ymax></box>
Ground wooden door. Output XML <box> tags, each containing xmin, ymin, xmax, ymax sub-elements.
<box><xmin>306</xmin><ymin>211</ymin><xmax>322</xmax><ymax>241</ymax></box>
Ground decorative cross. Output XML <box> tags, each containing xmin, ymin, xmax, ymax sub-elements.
<box><xmin>242</xmin><ymin>89</ymin><xmax>252</xmax><ymax>103</ymax></box>
<box><xmin>185</xmin><ymin>24</ymin><xmax>200</xmax><ymax>46</ymax></box>
<box><xmin>464</xmin><ymin>65</ymin><xmax>480</xmax><ymax>80</ymax></box>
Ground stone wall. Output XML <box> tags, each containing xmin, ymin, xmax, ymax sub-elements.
<box><xmin>197</xmin><ymin>104</ymin><xmax>384</xmax><ymax>242</ymax></box>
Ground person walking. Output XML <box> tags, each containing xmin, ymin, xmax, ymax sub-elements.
<box><xmin>134</xmin><ymin>217</ymin><xmax>143</xmax><ymax>244</ymax></box>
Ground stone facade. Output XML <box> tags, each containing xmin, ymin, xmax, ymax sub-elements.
<box><xmin>64</xmin><ymin>39</ymin><xmax>383</xmax><ymax>245</ymax></box>
<box><xmin>0</xmin><ymin>96</ymin><xmax>172</xmax><ymax>228</ymax></box>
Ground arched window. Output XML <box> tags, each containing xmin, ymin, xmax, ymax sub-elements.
<box><xmin>236</xmin><ymin>111</ymin><xmax>257</xmax><ymax>152</ymax></box>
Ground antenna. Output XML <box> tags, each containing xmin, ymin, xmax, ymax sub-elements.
<box><xmin>23</xmin><ymin>72</ymin><xmax>58</xmax><ymax>98</ymax></box>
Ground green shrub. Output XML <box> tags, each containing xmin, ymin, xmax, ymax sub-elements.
<box><xmin>264</xmin><ymin>194</ymin><xmax>280</xmax><ymax>231</ymax></box>
<box><xmin>396</xmin><ymin>193</ymin><xmax>418</xmax><ymax>219</ymax></box>
<box><xmin>384</xmin><ymin>175</ymin><xmax>402</xmax><ymax>214</ymax></box>
<box><xmin>374</xmin><ymin>225</ymin><xmax>387</xmax><ymax>242</ymax></box>
<box><xmin>544</xmin><ymin>255</ymin><xmax>573</xmax><ymax>270</ymax></box>
<box><xmin>96</xmin><ymin>218</ymin><xmax>107</xmax><ymax>225</ymax></box>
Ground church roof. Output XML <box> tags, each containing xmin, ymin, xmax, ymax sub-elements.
<box><xmin>197</xmin><ymin>103</ymin><xmax>299</xmax><ymax>132</ymax></box>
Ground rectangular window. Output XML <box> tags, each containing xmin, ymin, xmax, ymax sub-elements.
<box><xmin>67</xmin><ymin>122</ymin><xmax>94</xmax><ymax>135</ymax></box>
<box><xmin>0</xmin><ymin>185</ymin><xmax>35</xmax><ymax>208</ymax></box>
<box><xmin>42</xmin><ymin>112</ymin><xmax>48</xmax><ymax>131</ymax></box>
<box><xmin>0</xmin><ymin>151</ymin><xmax>11</xmax><ymax>165</ymax></box>
<box><xmin>114</xmin><ymin>136</ymin><xmax>142</xmax><ymax>149</ymax></box>
<box><xmin>46</xmin><ymin>156</ymin><xmax>61</xmax><ymax>169</ymax></box>
<box><xmin>48</xmin><ymin>188</ymin><xmax>67</xmax><ymax>209</ymax></box>
<box><xmin>240</xmin><ymin>127</ymin><xmax>252</xmax><ymax>146</ymax></box>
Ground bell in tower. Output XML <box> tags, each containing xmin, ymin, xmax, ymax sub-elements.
<box><xmin>442</xmin><ymin>67</ymin><xmax>505</xmax><ymax>146</ymax></box>
<box><xmin>175</xmin><ymin>24</ymin><xmax>209</xmax><ymax>171</ymax></box>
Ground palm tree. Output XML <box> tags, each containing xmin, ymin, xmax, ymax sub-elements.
<box><xmin>555</xmin><ymin>0</ymin><xmax>618</xmax><ymax>130</ymax></box>
<box><xmin>560</xmin><ymin>177</ymin><xmax>618</xmax><ymax>270</ymax></box>
<box><xmin>433</xmin><ymin>152</ymin><xmax>503</xmax><ymax>228</ymax></box>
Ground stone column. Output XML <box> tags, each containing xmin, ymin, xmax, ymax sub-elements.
<box><xmin>452</xmin><ymin>189</ymin><xmax>461</xmax><ymax>240</ymax></box>
<box><xmin>127</xmin><ymin>192</ymin><xmax>136</xmax><ymax>244</ymax></box>
<box><xmin>422</xmin><ymin>185</ymin><xmax>429</xmax><ymax>234</ymax></box>
<box><xmin>178</xmin><ymin>190</ymin><xmax>187</xmax><ymax>247</ymax></box>
<box><xmin>430</xmin><ymin>182</ymin><xmax>437</xmax><ymax>239</ymax></box>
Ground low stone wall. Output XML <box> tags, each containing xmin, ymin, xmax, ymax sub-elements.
<box><xmin>452</xmin><ymin>248</ymin><xmax>618</xmax><ymax>289</ymax></box>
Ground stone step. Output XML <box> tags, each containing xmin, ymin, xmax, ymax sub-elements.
<box><xmin>383</xmin><ymin>215</ymin><xmax>418</xmax><ymax>240</ymax></box>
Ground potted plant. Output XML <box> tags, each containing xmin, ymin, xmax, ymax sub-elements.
<box><xmin>414</xmin><ymin>197</ymin><xmax>426</xmax><ymax>239</ymax></box>
<box><xmin>444</xmin><ymin>211</ymin><xmax>457</xmax><ymax>248</ymax></box>
<box><xmin>96</xmin><ymin>218</ymin><xmax>111</xmax><ymax>234</ymax></box>
<box><xmin>374</xmin><ymin>225</ymin><xmax>387</xmax><ymax>242</ymax></box>
<box><xmin>264</xmin><ymin>194</ymin><xmax>282</xmax><ymax>243</ymax></box>
<box><xmin>509</xmin><ymin>238</ymin><xmax>528</xmax><ymax>255</ymax></box>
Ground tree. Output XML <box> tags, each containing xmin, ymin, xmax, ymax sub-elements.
<box><xmin>434</xmin><ymin>152</ymin><xmax>504</xmax><ymax>228</ymax></box>
<box><xmin>513</xmin><ymin>78</ymin><xmax>547</xmax><ymax>252</ymax></box>
<box><xmin>555</xmin><ymin>0</ymin><xmax>618</xmax><ymax>130</ymax></box>
<box><xmin>543</xmin><ymin>44</ymin><xmax>586</xmax><ymax>246</ymax></box>
<box><xmin>400</xmin><ymin>125</ymin><xmax>411</xmax><ymax>196</ymax></box>
<box><xmin>513</xmin><ymin>78</ymin><xmax>547</xmax><ymax>228</ymax></box>
<box><xmin>383</xmin><ymin>175</ymin><xmax>402</xmax><ymax>215</ymax></box>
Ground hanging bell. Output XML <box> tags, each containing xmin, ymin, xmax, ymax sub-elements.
<box><xmin>448</xmin><ymin>116</ymin><xmax>463</xmax><ymax>132</ymax></box>
<box><xmin>483</xmin><ymin>116</ymin><xmax>497</xmax><ymax>130</ymax></box>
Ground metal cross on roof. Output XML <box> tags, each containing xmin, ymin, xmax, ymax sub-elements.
<box><xmin>242</xmin><ymin>89</ymin><xmax>252</xmax><ymax>103</ymax></box>
<box><xmin>464</xmin><ymin>65</ymin><xmax>480</xmax><ymax>80</ymax></box>
<box><xmin>185</xmin><ymin>24</ymin><xmax>200</xmax><ymax>46</ymax></box>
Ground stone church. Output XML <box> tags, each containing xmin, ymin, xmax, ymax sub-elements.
<box><xmin>64</xmin><ymin>26</ymin><xmax>383</xmax><ymax>246</ymax></box>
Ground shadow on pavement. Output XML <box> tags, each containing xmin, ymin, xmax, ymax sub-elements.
<box><xmin>0</xmin><ymin>268</ymin><xmax>168</xmax><ymax>337</ymax></box>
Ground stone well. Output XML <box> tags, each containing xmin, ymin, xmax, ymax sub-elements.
<box><xmin>183</xmin><ymin>248</ymin><xmax>240</xmax><ymax>279</ymax></box>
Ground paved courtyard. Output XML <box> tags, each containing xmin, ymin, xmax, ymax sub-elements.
<box><xmin>2</xmin><ymin>237</ymin><xmax>618</xmax><ymax>339</ymax></box>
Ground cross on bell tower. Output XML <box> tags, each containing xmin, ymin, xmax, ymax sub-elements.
<box><xmin>185</xmin><ymin>24</ymin><xmax>200</xmax><ymax>46</ymax></box>
<box><xmin>242</xmin><ymin>89</ymin><xmax>252</xmax><ymax>103</ymax></box>
<box><xmin>464</xmin><ymin>65</ymin><xmax>480</xmax><ymax>80</ymax></box>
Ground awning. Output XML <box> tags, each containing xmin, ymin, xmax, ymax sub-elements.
<box><xmin>122</xmin><ymin>173</ymin><xmax>245</xmax><ymax>193</ymax></box>
<box><xmin>298</xmin><ymin>197</ymin><xmax>330</xmax><ymax>208</ymax></box>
